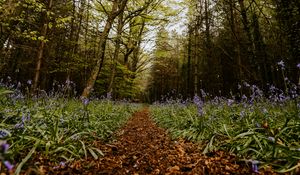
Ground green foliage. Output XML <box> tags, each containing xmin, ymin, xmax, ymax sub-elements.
<box><xmin>96</xmin><ymin>62</ymin><xmax>140</xmax><ymax>99</ymax></box>
<box><xmin>150</xmin><ymin>100</ymin><xmax>300</xmax><ymax>173</ymax></box>
<box><xmin>0</xmin><ymin>87</ymin><xmax>13</xmax><ymax>103</ymax></box>
<box><xmin>0</xmin><ymin>98</ymin><xmax>141</xmax><ymax>172</ymax></box>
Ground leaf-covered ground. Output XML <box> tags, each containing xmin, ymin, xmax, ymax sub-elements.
<box><xmin>20</xmin><ymin>108</ymin><xmax>281</xmax><ymax>174</ymax></box>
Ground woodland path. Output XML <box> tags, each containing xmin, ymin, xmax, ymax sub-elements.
<box><xmin>41</xmin><ymin>108</ymin><xmax>258</xmax><ymax>174</ymax></box>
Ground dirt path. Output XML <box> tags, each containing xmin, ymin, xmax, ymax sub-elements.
<box><xmin>48</xmin><ymin>108</ymin><xmax>253</xmax><ymax>174</ymax></box>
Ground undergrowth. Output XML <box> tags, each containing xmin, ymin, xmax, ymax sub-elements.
<box><xmin>0</xmin><ymin>91</ymin><xmax>140</xmax><ymax>174</ymax></box>
<box><xmin>150</xmin><ymin>99</ymin><xmax>300</xmax><ymax>173</ymax></box>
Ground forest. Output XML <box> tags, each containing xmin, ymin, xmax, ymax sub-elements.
<box><xmin>0</xmin><ymin>0</ymin><xmax>299</xmax><ymax>100</ymax></box>
<box><xmin>0</xmin><ymin>0</ymin><xmax>299</xmax><ymax>174</ymax></box>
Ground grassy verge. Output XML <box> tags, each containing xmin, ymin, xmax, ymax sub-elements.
<box><xmin>0</xmin><ymin>96</ymin><xmax>140</xmax><ymax>173</ymax></box>
<box><xmin>150</xmin><ymin>100</ymin><xmax>300</xmax><ymax>173</ymax></box>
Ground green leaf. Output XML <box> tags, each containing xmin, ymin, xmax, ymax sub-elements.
<box><xmin>15</xmin><ymin>141</ymin><xmax>40</xmax><ymax>175</ymax></box>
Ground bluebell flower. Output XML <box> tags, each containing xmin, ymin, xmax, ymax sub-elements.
<box><xmin>15</xmin><ymin>122</ymin><xmax>24</xmax><ymax>129</ymax></box>
<box><xmin>277</xmin><ymin>60</ymin><xmax>285</xmax><ymax>69</ymax></box>
<box><xmin>227</xmin><ymin>99</ymin><xmax>234</xmax><ymax>106</ymax></box>
<box><xmin>4</xmin><ymin>161</ymin><xmax>13</xmax><ymax>171</ymax></box>
<box><xmin>267</xmin><ymin>137</ymin><xmax>275</xmax><ymax>142</ymax></box>
<box><xmin>1</xmin><ymin>143</ymin><xmax>9</xmax><ymax>153</ymax></box>
<box><xmin>82</xmin><ymin>98</ymin><xmax>89</xmax><ymax>106</ymax></box>
<box><xmin>240</xmin><ymin>111</ymin><xmax>245</xmax><ymax>118</ymax></box>
<box><xmin>250</xmin><ymin>160</ymin><xmax>259</xmax><ymax>173</ymax></box>
<box><xmin>17</xmin><ymin>82</ymin><xmax>21</xmax><ymax>88</ymax></box>
<box><xmin>200</xmin><ymin>89</ymin><xmax>207</xmax><ymax>98</ymax></box>
<box><xmin>59</xmin><ymin>161</ymin><xmax>66</xmax><ymax>167</ymax></box>
<box><xmin>22</xmin><ymin>113</ymin><xmax>31</xmax><ymax>123</ymax></box>
<box><xmin>243</xmin><ymin>82</ymin><xmax>250</xmax><ymax>87</ymax></box>
<box><xmin>262</xmin><ymin>108</ymin><xmax>268</xmax><ymax>114</ymax></box>
<box><xmin>106</xmin><ymin>92</ymin><xmax>112</xmax><ymax>100</ymax></box>
<box><xmin>193</xmin><ymin>94</ymin><xmax>204</xmax><ymax>116</ymax></box>
<box><xmin>241</xmin><ymin>95</ymin><xmax>247</xmax><ymax>102</ymax></box>
<box><xmin>0</xmin><ymin>130</ymin><xmax>8</xmax><ymax>139</ymax></box>
<box><xmin>237</xmin><ymin>84</ymin><xmax>241</xmax><ymax>89</ymax></box>
<box><xmin>27</xmin><ymin>80</ymin><xmax>32</xmax><ymax>85</ymax></box>
<box><xmin>255</xmin><ymin>122</ymin><xmax>261</xmax><ymax>128</ymax></box>
<box><xmin>269</xmin><ymin>85</ymin><xmax>276</xmax><ymax>93</ymax></box>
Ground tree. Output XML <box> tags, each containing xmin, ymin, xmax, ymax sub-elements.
<box><xmin>81</xmin><ymin>0</ymin><xmax>129</xmax><ymax>98</ymax></box>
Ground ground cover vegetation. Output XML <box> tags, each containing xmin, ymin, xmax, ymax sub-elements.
<box><xmin>150</xmin><ymin>83</ymin><xmax>300</xmax><ymax>173</ymax></box>
<box><xmin>0</xmin><ymin>86</ymin><xmax>140</xmax><ymax>174</ymax></box>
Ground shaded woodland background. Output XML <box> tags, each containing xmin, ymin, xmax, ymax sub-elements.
<box><xmin>0</xmin><ymin>0</ymin><xmax>299</xmax><ymax>102</ymax></box>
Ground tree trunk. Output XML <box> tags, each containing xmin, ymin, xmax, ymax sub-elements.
<box><xmin>187</xmin><ymin>25</ymin><xmax>192</xmax><ymax>98</ymax></box>
<box><xmin>81</xmin><ymin>0</ymin><xmax>128</xmax><ymax>98</ymax></box>
<box><xmin>32</xmin><ymin>0</ymin><xmax>53</xmax><ymax>92</ymax></box>
<box><xmin>107</xmin><ymin>12</ymin><xmax>124</xmax><ymax>93</ymax></box>
<box><xmin>131</xmin><ymin>19</ymin><xmax>145</xmax><ymax>73</ymax></box>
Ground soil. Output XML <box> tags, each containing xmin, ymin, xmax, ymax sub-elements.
<box><xmin>22</xmin><ymin>108</ymin><xmax>279</xmax><ymax>175</ymax></box>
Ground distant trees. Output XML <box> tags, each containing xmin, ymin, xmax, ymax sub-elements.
<box><xmin>0</xmin><ymin>0</ymin><xmax>165</xmax><ymax>100</ymax></box>
<box><xmin>1</xmin><ymin>0</ymin><xmax>298</xmax><ymax>101</ymax></box>
<box><xmin>148</xmin><ymin>0</ymin><xmax>300</xmax><ymax>101</ymax></box>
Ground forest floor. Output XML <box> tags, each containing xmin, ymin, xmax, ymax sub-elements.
<box><xmin>25</xmin><ymin>108</ymin><xmax>277</xmax><ymax>175</ymax></box>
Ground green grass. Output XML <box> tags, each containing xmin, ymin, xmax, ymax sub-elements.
<box><xmin>150</xmin><ymin>100</ymin><xmax>300</xmax><ymax>173</ymax></box>
<box><xmin>0</xmin><ymin>97</ymin><xmax>141</xmax><ymax>173</ymax></box>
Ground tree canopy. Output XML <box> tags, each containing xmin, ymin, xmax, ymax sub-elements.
<box><xmin>0</xmin><ymin>0</ymin><xmax>299</xmax><ymax>101</ymax></box>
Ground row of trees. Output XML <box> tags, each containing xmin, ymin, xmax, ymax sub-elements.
<box><xmin>0</xmin><ymin>0</ymin><xmax>174</xmax><ymax>99</ymax></box>
<box><xmin>148</xmin><ymin>0</ymin><xmax>300</xmax><ymax>101</ymax></box>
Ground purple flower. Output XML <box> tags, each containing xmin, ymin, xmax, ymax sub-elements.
<box><xmin>65</xmin><ymin>79</ymin><xmax>71</xmax><ymax>85</ymax></box>
<box><xmin>17</xmin><ymin>82</ymin><xmax>21</xmax><ymax>88</ymax></box>
<box><xmin>237</xmin><ymin>84</ymin><xmax>241</xmax><ymax>89</ymax></box>
<box><xmin>1</xmin><ymin>143</ymin><xmax>9</xmax><ymax>153</ymax></box>
<box><xmin>243</xmin><ymin>82</ymin><xmax>250</xmax><ymax>87</ymax></box>
<box><xmin>4</xmin><ymin>161</ymin><xmax>13</xmax><ymax>171</ymax></box>
<box><xmin>81</xmin><ymin>97</ymin><xmax>89</xmax><ymax>106</ymax></box>
<box><xmin>240</xmin><ymin>111</ymin><xmax>245</xmax><ymax>118</ymax></box>
<box><xmin>241</xmin><ymin>95</ymin><xmax>247</xmax><ymax>101</ymax></box>
<box><xmin>297</xmin><ymin>63</ymin><xmax>300</xmax><ymax>69</ymax></box>
<box><xmin>59</xmin><ymin>161</ymin><xmax>66</xmax><ymax>167</ymax></box>
<box><xmin>27</xmin><ymin>80</ymin><xmax>32</xmax><ymax>85</ymax></box>
<box><xmin>200</xmin><ymin>89</ymin><xmax>207</xmax><ymax>98</ymax></box>
<box><xmin>54</xmin><ymin>161</ymin><xmax>66</xmax><ymax>169</ymax></box>
<box><xmin>267</xmin><ymin>137</ymin><xmax>275</xmax><ymax>142</ymax></box>
<box><xmin>0</xmin><ymin>130</ymin><xmax>8</xmax><ymax>138</ymax></box>
<box><xmin>22</xmin><ymin>113</ymin><xmax>31</xmax><ymax>122</ymax></box>
<box><xmin>193</xmin><ymin>94</ymin><xmax>204</xmax><ymax>116</ymax></box>
<box><xmin>262</xmin><ymin>108</ymin><xmax>268</xmax><ymax>114</ymax></box>
<box><xmin>269</xmin><ymin>85</ymin><xmax>276</xmax><ymax>93</ymax></box>
<box><xmin>255</xmin><ymin>122</ymin><xmax>261</xmax><ymax>128</ymax></box>
<box><xmin>251</xmin><ymin>160</ymin><xmax>259</xmax><ymax>173</ymax></box>
<box><xmin>227</xmin><ymin>99</ymin><xmax>234</xmax><ymax>106</ymax></box>
<box><xmin>277</xmin><ymin>60</ymin><xmax>285</xmax><ymax>69</ymax></box>
<box><xmin>106</xmin><ymin>92</ymin><xmax>112</xmax><ymax>100</ymax></box>
<box><xmin>15</xmin><ymin>122</ymin><xmax>24</xmax><ymax>129</ymax></box>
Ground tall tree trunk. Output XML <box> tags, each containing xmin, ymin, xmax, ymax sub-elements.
<box><xmin>81</xmin><ymin>0</ymin><xmax>128</xmax><ymax>98</ymax></box>
<box><xmin>107</xmin><ymin>12</ymin><xmax>124</xmax><ymax>93</ymax></box>
<box><xmin>237</xmin><ymin>0</ymin><xmax>258</xmax><ymax>81</ymax></box>
<box><xmin>131</xmin><ymin>19</ymin><xmax>145</xmax><ymax>73</ymax></box>
<box><xmin>83</xmin><ymin>0</ymin><xmax>90</xmax><ymax>85</ymax></box>
<box><xmin>32</xmin><ymin>0</ymin><xmax>53</xmax><ymax>92</ymax></box>
<box><xmin>123</xmin><ymin>21</ymin><xmax>135</xmax><ymax>68</ymax></box>
<box><xmin>187</xmin><ymin>25</ymin><xmax>192</xmax><ymax>98</ymax></box>
<box><xmin>228</xmin><ymin>0</ymin><xmax>243</xmax><ymax>82</ymax></box>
